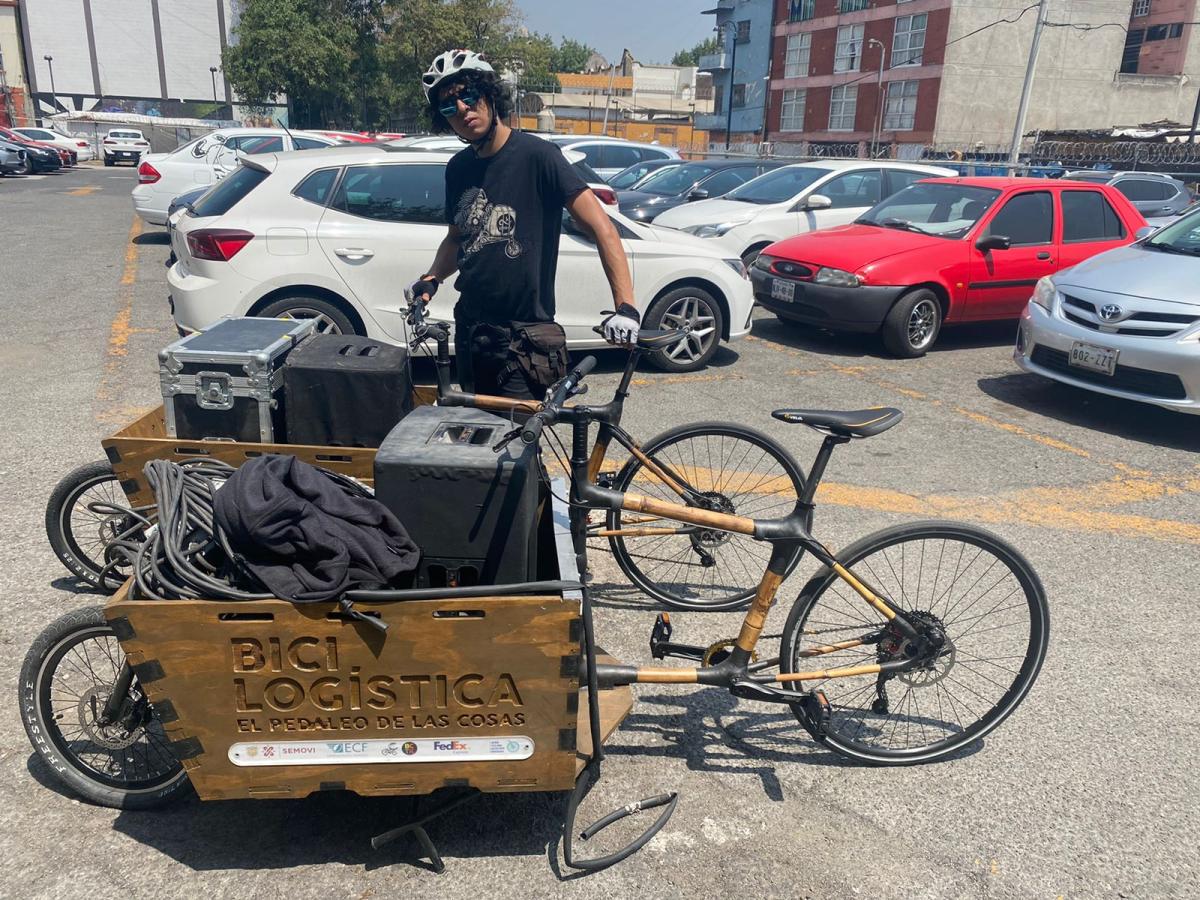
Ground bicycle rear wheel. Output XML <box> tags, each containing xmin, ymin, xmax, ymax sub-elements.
<box><xmin>46</xmin><ymin>460</ymin><xmax>149</xmax><ymax>592</ymax></box>
<box><xmin>19</xmin><ymin>606</ymin><xmax>190</xmax><ymax>808</ymax></box>
<box><xmin>780</xmin><ymin>521</ymin><xmax>1049</xmax><ymax>765</ymax></box>
<box><xmin>606</xmin><ymin>422</ymin><xmax>806</xmax><ymax>611</ymax></box>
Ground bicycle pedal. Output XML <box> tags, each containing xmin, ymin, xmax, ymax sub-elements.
<box><xmin>801</xmin><ymin>690</ymin><xmax>832</xmax><ymax>735</ymax></box>
<box><xmin>649</xmin><ymin>613</ymin><xmax>672</xmax><ymax>659</ymax></box>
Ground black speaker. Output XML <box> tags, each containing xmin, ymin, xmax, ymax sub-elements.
<box><xmin>283</xmin><ymin>335</ymin><xmax>413</xmax><ymax>448</ymax></box>
<box><xmin>373</xmin><ymin>406</ymin><xmax>539</xmax><ymax>587</ymax></box>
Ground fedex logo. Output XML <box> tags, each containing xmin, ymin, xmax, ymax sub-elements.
<box><xmin>433</xmin><ymin>740</ymin><xmax>468</xmax><ymax>751</ymax></box>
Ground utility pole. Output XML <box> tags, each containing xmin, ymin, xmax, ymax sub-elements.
<box><xmin>1008</xmin><ymin>0</ymin><xmax>1049</xmax><ymax>169</ymax></box>
<box><xmin>43</xmin><ymin>55</ymin><xmax>56</xmax><ymax>116</ymax></box>
<box><xmin>718</xmin><ymin>22</ymin><xmax>739</xmax><ymax>152</ymax></box>
<box><xmin>867</xmin><ymin>38</ymin><xmax>885</xmax><ymax>159</ymax></box>
<box><xmin>1189</xmin><ymin>85</ymin><xmax>1200</xmax><ymax>144</ymax></box>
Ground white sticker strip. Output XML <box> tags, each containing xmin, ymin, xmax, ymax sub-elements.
<box><xmin>228</xmin><ymin>736</ymin><xmax>535</xmax><ymax>767</ymax></box>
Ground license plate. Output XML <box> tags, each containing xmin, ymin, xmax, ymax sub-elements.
<box><xmin>1069</xmin><ymin>341</ymin><xmax>1118</xmax><ymax>376</ymax></box>
<box><xmin>771</xmin><ymin>279</ymin><xmax>795</xmax><ymax>303</ymax></box>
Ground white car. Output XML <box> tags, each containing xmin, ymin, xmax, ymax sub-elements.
<box><xmin>542</xmin><ymin>135</ymin><xmax>680</xmax><ymax>180</ymax></box>
<box><xmin>653</xmin><ymin>160</ymin><xmax>958</xmax><ymax>265</ymax></box>
<box><xmin>166</xmin><ymin>144</ymin><xmax>753</xmax><ymax>371</ymax></box>
<box><xmin>132</xmin><ymin>128</ymin><xmax>338</xmax><ymax>225</ymax></box>
<box><xmin>12</xmin><ymin>126</ymin><xmax>94</xmax><ymax>162</ymax></box>
<box><xmin>103</xmin><ymin>128</ymin><xmax>151</xmax><ymax>166</ymax></box>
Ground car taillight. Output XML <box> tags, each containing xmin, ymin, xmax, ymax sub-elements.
<box><xmin>187</xmin><ymin>229</ymin><xmax>254</xmax><ymax>262</ymax></box>
<box><xmin>593</xmin><ymin>186</ymin><xmax>618</xmax><ymax>206</ymax></box>
<box><xmin>103</xmin><ymin>138</ymin><xmax>115</xmax><ymax>144</ymax></box>
<box><xmin>138</xmin><ymin>161</ymin><xmax>161</xmax><ymax>184</ymax></box>
<box><xmin>76</xmin><ymin>141</ymin><xmax>88</xmax><ymax>147</ymax></box>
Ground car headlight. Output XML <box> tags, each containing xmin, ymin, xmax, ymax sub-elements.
<box><xmin>685</xmin><ymin>221</ymin><xmax>742</xmax><ymax>238</ymax></box>
<box><xmin>1030</xmin><ymin>276</ymin><xmax>1057</xmax><ymax>311</ymax></box>
<box><xmin>813</xmin><ymin>267</ymin><xmax>864</xmax><ymax>288</ymax></box>
<box><xmin>722</xmin><ymin>258</ymin><xmax>748</xmax><ymax>279</ymax></box>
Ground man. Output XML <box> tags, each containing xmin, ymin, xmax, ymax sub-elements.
<box><xmin>405</xmin><ymin>49</ymin><xmax>640</xmax><ymax>399</ymax></box>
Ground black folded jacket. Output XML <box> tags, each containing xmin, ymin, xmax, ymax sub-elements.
<box><xmin>213</xmin><ymin>454</ymin><xmax>419</xmax><ymax>602</ymax></box>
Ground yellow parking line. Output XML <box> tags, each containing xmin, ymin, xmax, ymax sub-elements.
<box><xmin>66</xmin><ymin>185</ymin><xmax>100</xmax><ymax>197</ymax></box>
<box><xmin>95</xmin><ymin>217</ymin><xmax>144</xmax><ymax>415</ymax></box>
<box><xmin>630</xmin><ymin>373</ymin><xmax>740</xmax><ymax>387</ymax></box>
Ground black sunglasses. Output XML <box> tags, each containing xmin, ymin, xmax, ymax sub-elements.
<box><xmin>438</xmin><ymin>89</ymin><xmax>482</xmax><ymax>119</ymax></box>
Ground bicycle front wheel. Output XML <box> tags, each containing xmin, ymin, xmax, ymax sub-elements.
<box><xmin>19</xmin><ymin>606</ymin><xmax>190</xmax><ymax>808</ymax></box>
<box><xmin>607</xmin><ymin>422</ymin><xmax>806</xmax><ymax>611</ymax></box>
<box><xmin>780</xmin><ymin>521</ymin><xmax>1049</xmax><ymax>765</ymax></box>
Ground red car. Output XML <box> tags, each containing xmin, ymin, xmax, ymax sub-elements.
<box><xmin>752</xmin><ymin>177</ymin><xmax>1150</xmax><ymax>356</ymax></box>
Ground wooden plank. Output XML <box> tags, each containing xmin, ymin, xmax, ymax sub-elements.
<box><xmin>106</xmin><ymin>585</ymin><xmax>583</xmax><ymax>800</ymax></box>
<box><xmin>575</xmin><ymin>652</ymin><xmax>634</xmax><ymax>774</ymax></box>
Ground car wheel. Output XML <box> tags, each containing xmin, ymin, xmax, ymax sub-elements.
<box><xmin>256</xmin><ymin>294</ymin><xmax>357</xmax><ymax>336</ymax></box>
<box><xmin>103</xmin><ymin>155</ymin><xmax>113</xmax><ymax>167</ymax></box>
<box><xmin>881</xmin><ymin>288</ymin><xmax>942</xmax><ymax>358</ymax></box>
<box><xmin>23</xmin><ymin>156</ymin><xmax>35</xmax><ymax>175</ymax></box>
<box><xmin>741</xmin><ymin>244</ymin><xmax>769</xmax><ymax>269</ymax></box>
<box><xmin>643</xmin><ymin>286</ymin><xmax>724</xmax><ymax>372</ymax></box>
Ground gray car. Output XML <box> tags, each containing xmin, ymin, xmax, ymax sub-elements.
<box><xmin>618</xmin><ymin>159</ymin><xmax>784</xmax><ymax>223</ymax></box>
<box><xmin>0</xmin><ymin>139</ymin><xmax>26</xmax><ymax>175</ymax></box>
<box><xmin>1062</xmin><ymin>170</ymin><xmax>1192</xmax><ymax>219</ymax></box>
<box><xmin>1015</xmin><ymin>206</ymin><xmax>1200</xmax><ymax>415</ymax></box>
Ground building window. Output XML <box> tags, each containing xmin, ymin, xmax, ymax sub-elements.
<box><xmin>732</xmin><ymin>83</ymin><xmax>747</xmax><ymax>107</ymax></box>
<box><xmin>1132</xmin><ymin>0</ymin><xmax>1151</xmax><ymax>16</ymax></box>
<box><xmin>883</xmin><ymin>80</ymin><xmax>919</xmax><ymax>130</ymax></box>
<box><xmin>1146</xmin><ymin>24</ymin><xmax>1169</xmax><ymax>40</ymax></box>
<box><xmin>736</xmin><ymin>19</ymin><xmax>750</xmax><ymax>43</ymax></box>
<box><xmin>839</xmin><ymin>0</ymin><xmax>869</xmax><ymax>11</ymax></box>
<box><xmin>829</xmin><ymin>84</ymin><xmax>858</xmax><ymax>130</ymax></box>
<box><xmin>893</xmin><ymin>14</ymin><xmax>927</xmax><ymax>66</ymax></box>
<box><xmin>784</xmin><ymin>32</ymin><xmax>812</xmax><ymax>78</ymax></box>
<box><xmin>781</xmin><ymin>89</ymin><xmax>806</xmax><ymax>131</ymax></box>
<box><xmin>1169</xmin><ymin>23</ymin><xmax>1184</xmax><ymax>37</ymax></box>
<box><xmin>714</xmin><ymin>91</ymin><xmax>723</xmax><ymax>114</ymax></box>
<box><xmin>835</xmin><ymin>24</ymin><xmax>865</xmax><ymax>73</ymax></box>
<box><xmin>788</xmin><ymin>0</ymin><xmax>815</xmax><ymax>22</ymax></box>
<box><xmin>1121</xmin><ymin>29</ymin><xmax>1144</xmax><ymax>72</ymax></box>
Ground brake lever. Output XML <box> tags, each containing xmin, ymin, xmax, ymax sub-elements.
<box><xmin>492</xmin><ymin>426</ymin><xmax>523</xmax><ymax>453</ymax></box>
<box><xmin>568</xmin><ymin>382</ymin><xmax>589</xmax><ymax>398</ymax></box>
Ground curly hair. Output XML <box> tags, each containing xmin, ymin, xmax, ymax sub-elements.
<box><xmin>429</xmin><ymin>69</ymin><xmax>514</xmax><ymax>134</ymax></box>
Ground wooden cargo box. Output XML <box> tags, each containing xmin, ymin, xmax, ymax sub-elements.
<box><xmin>103</xmin><ymin>490</ymin><xmax>632</xmax><ymax>801</ymax></box>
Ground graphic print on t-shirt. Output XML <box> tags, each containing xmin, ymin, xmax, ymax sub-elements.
<box><xmin>456</xmin><ymin>187</ymin><xmax>523</xmax><ymax>260</ymax></box>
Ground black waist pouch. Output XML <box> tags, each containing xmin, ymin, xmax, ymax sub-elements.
<box><xmin>508</xmin><ymin>321</ymin><xmax>569</xmax><ymax>394</ymax></box>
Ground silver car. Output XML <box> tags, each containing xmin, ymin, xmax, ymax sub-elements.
<box><xmin>0</xmin><ymin>139</ymin><xmax>26</xmax><ymax>175</ymax></box>
<box><xmin>1014</xmin><ymin>208</ymin><xmax>1200</xmax><ymax>415</ymax></box>
<box><xmin>1062</xmin><ymin>170</ymin><xmax>1192</xmax><ymax>219</ymax></box>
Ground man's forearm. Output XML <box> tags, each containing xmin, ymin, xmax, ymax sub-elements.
<box><xmin>594</xmin><ymin>224</ymin><xmax>634</xmax><ymax>309</ymax></box>
<box><xmin>428</xmin><ymin>233</ymin><xmax>460</xmax><ymax>282</ymax></box>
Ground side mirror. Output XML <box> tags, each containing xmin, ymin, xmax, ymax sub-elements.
<box><xmin>975</xmin><ymin>234</ymin><xmax>1011</xmax><ymax>252</ymax></box>
<box><xmin>1134</xmin><ymin>225</ymin><xmax>1157</xmax><ymax>240</ymax></box>
<box><xmin>687</xmin><ymin>188</ymin><xmax>709</xmax><ymax>202</ymax></box>
<box><xmin>801</xmin><ymin>194</ymin><xmax>832</xmax><ymax>211</ymax></box>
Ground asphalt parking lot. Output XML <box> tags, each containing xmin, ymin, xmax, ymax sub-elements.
<box><xmin>1</xmin><ymin>165</ymin><xmax>1197</xmax><ymax>899</ymax></box>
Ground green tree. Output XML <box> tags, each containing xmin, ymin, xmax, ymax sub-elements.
<box><xmin>671</xmin><ymin>36</ymin><xmax>720</xmax><ymax>68</ymax></box>
<box><xmin>550</xmin><ymin>38</ymin><xmax>595</xmax><ymax>74</ymax></box>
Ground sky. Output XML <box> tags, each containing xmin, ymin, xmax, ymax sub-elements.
<box><xmin>514</xmin><ymin>0</ymin><xmax>715</xmax><ymax>66</ymax></box>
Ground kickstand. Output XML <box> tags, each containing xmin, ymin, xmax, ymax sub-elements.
<box><xmin>371</xmin><ymin>789</ymin><xmax>479</xmax><ymax>873</ymax></box>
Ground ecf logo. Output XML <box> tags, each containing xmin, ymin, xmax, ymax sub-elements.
<box><xmin>327</xmin><ymin>742</ymin><xmax>368</xmax><ymax>754</ymax></box>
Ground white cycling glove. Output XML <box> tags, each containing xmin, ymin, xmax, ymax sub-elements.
<box><xmin>601</xmin><ymin>303</ymin><xmax>641</xmax><ymax>345</ymax></box>
<box><xmin>404</xmin><ymin>276</ymin><xmax>439</xmax><ymax>303</ymax></box>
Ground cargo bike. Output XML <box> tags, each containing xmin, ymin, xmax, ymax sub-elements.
<box><xmin>22</xmin><ymin>318</ymin><xmax>1051</xmax><ymax>870</ymax></box>
<box><xmin>48</xmin><ymin>313</ymin><xmax>807</xmax><ymax>609</ymax></box>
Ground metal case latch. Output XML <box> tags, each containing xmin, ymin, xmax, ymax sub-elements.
<box><xmin>196</xmin><ymin>371</ymin><xmax>234</xmax><ymax>410</ymax></box>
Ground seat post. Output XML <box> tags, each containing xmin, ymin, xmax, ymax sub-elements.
<box><xmin>801</xmin><ymin>435</ymin><xmax>850</xmax><ymax>505</ymax></box>
<box><xmin>614</xmin><ymin>347</ymin><xmax>642</xmax><ymax>399</ymax></box>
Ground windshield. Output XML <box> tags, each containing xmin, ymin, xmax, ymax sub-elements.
<box><xmin>725</xmin><ymin>166</ymin><xmax>830</xmax><ymax>204</ymax></box>
<box><xmin>637</xmin><ymin>163</ymin><xmax>716</xmax><ymax>196</ymax></box>
<box><xmin>110</xmin><ymin>131</ymin><xmax>142</xmax><ymax>139</ymax></box>
<box><xmin>857</xmin><ymin>183</ymin><xmax>1001</xmax><ymax>239</ymax></box>
<box><xmin>1144</xmin><ymin>206</ymin><xmax>1200</xmax><ymax>254</ymax></box>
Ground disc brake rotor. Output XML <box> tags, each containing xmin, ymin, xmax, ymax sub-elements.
<box><xmin>78</xmin><ymin>686</ymin><xmax>144</xmax><ymax>750</ymax></box>
<box><xmin>877</xmin><ymin>610</ymin><xmax>956</xmax><ymax>687</ymax></box>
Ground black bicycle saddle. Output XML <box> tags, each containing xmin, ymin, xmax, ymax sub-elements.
<box><xmin>771</xmin><ymin>407</ymin><xmax>903</xmax><ymax>438</ymax></box>
<box><xmin>635</xmin><ymin>327</ymin><xmax>688</xmax><ymax>350</ymax></box>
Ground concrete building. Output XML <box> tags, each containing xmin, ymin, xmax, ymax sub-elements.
<box><xmin>0</xmin><ymin>0</ymin><xmax>32</xmax><ymax>125</ymax></box>
<box><xmin>14</xmin><ymin>0</ymin><xmax>248</xmax><ymax>120</ymax></box>
<box><xmin>765</xmin><ymin>0</ymin><xmax>1200</xmax><ymax>155</ymax></box>
<box><xmin>699</xmin><ymin>0</ymin><xmax>776</xmax><ymax>148</ymax></box>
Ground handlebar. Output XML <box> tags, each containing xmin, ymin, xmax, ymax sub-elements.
<box><xmin>520</xmin><ymin>355</ymin><xmax>597</xmax><ymax>445</ymax></box>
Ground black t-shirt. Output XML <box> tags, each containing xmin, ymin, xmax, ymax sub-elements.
<box><xmin>445</xmin><ymin>130</ymin><xmax>588</xmax><ymax>324</ymax></box>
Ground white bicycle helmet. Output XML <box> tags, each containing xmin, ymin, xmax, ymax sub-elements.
<box><xmin>422</xmin><ymin>49</ymin><xmax>494</xmax><ymax>102</ymax></box>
